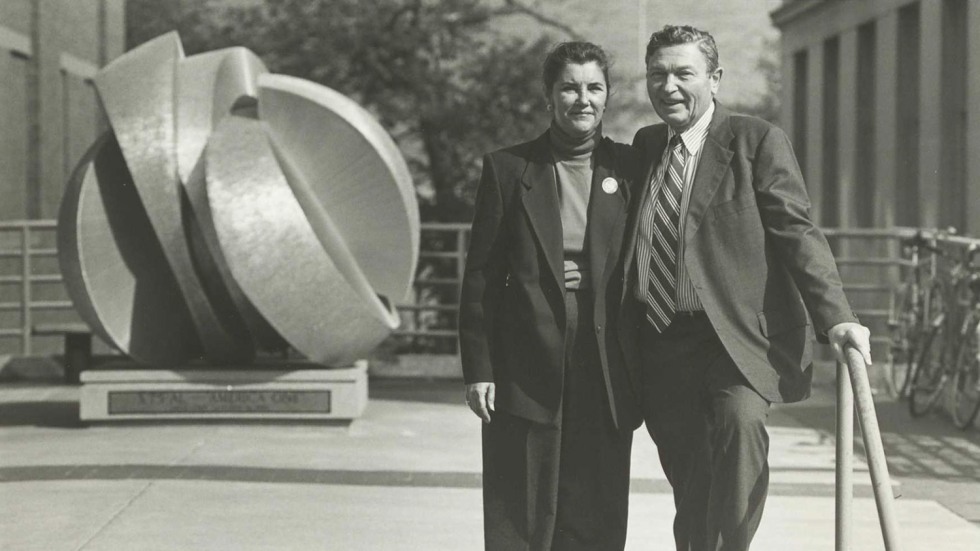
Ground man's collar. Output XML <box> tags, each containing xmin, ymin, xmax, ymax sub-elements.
<box><xmin>667</xmin><ymin>101</ymin><xmax>715</xmax><ymax>155</ymax></box>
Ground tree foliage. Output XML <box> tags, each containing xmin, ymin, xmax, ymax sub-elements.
<box><xmin>727</xmin><ymin>37</ymin><xmax>781</xmax><ymax>125</ymax></box>
<box><xmin>127</xmin><ymin>0</ymin><xmax>578</xmax><ymax>222</ymax></box>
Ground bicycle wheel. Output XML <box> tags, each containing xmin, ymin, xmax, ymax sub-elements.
<box><xmin>950</xmin><ymin>316</ymin><xmax>980</xmax><ymax>429</ymax></box>
<box><xmin>887</xmin><ymin>283</ymin><xmax>918</xmax><ymax>398</ymax></box>
<box><xmin>909</xmin><ymin>317</ymin><xmax>947</xmax><ymax>417</ymax></box>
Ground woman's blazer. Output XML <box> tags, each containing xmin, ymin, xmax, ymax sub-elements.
<box><xmin>459</xmin><ymin>131</ymin><xmax>641</xmax><ymax>430</ymax></box>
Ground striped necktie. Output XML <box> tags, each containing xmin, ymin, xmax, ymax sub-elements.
<box><xmin>645</xmin><ymin>135</ymin><xmax>685</xmax><ymax>332</ymax></box>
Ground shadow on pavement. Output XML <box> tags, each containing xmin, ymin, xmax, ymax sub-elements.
<box><xmin>0</xmin><ymin>401</ymin><xmax>83</xmax><ymax>429</ymax></box>
<box><xmin>368</xmin><ymin>378</ymin><xmax>462</xmax><ymax>405</ymax></box>
<box><xmin>778</xmin><ymin>397</ymin><xmax>980</xmax><ymax>483</ymax></box>
<box><xmin>0</xmin><ymin>464</ymin><xmax>482</xmax><ymax>487</ymax></box>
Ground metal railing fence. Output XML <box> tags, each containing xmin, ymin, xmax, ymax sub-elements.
<box><xmin>0</xmin><ymin>220</ymin><xmax>72</xmax><ymax>355</ymax></box>
<box><xmin>0</xmin><ymin>220</ymin><xmax>474</xmax><ymax>356</ymax></box>
<box><xmin>2</xmin><ymin>221</ymin><xmax>977</xmax><ymax>358</ymax></box>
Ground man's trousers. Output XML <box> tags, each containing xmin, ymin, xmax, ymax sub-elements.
<box><xmin>639</xmin><ymin>312</ymin><xmax>771</xmax><ymax>551</ymax></box>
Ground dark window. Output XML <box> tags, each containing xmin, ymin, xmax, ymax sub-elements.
<box><xmin>895</xmin><ymin>2</ymin><xmax>920</xmax><ymax>226</ymax></box>
<box><xmin>821</xmin><ymin>36</ymin><xmax>840</xmax><ymax>227</ymax></box>
<box><xmin>792</xmin><ymin>50</ymin><xmax>808</xmax><ymax>179</ymax></box>
<box><xmin>941</xmin><ymin>0</ymin><xmax>967</xmax><ymax>230</ymax></box>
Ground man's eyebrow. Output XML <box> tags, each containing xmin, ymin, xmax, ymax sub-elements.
<box><xmin>649</xmin><ymin>63</ymin><xmax>697</xmax><ymax>71</ymax></box>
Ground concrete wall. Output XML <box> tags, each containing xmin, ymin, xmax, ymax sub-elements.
<box><xmin>773</xmin><ymin>0</ymin><xmax>980</xmax><ymax>237</ymax></box>
<box><xmin>0</xmin><ymin>0</ymin><xmax>124</xmax><ymax>355</ymax></box>
<box><xmin>0</xmin><ymin>0</ymin><xmax>124</xmax><ymax>222</ymax></box>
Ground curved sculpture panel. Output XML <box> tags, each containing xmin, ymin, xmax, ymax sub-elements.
<box><xmin>175</xmin><ymin>48</ymin><xmax>285</xmax><ymax>351</ymax></box>
<box><xmin>57</xmin><ymin>134</ymin><xmax>202</xmax><ymax>365</ymax></box>
<box><xmin>207</xmin><ymin>116</ymin><xmax>399</xmax><ymax>365</ymax></box>
<box><xmin>258</xmin><ymin>75</ymin><xmax>419</xmax><ymax>303</ymax></box>
<box><xmin>92</xmin><ymin>32</ymin><xmax>253</xmax><ymax>364</ymax></box>
<box><xmin>57</xmin><ymin>32</ymin><xmax>418</xmax><ymax>367</ymax></box>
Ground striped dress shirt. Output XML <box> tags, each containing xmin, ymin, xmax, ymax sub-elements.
<box><xmin>635</xmin><ymin>102</ymin><xmax>715</xmax><ymax>311</ymax></box>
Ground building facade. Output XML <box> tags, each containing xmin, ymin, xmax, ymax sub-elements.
<box><xmin>772</xmin><ymin>0</ymin><xmax>980</xmax><ymax>236</ymax></box>
<box><xmin>0</xmin><ymin>0</ymin><xmax>125</xmax><ymax>221</ymax></box>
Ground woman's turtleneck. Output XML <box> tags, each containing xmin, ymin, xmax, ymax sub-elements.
<box><xmin>548</xmin><ymin>121</ymin><xmax>600</xmax><ymax>290</ymax></box>
<box><xmin>548</xmin><ymin>121</ymin><xmax>600</xmax><ymax>160</ymax></box>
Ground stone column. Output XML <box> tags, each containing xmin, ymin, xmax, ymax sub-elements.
<box><xmin>874</xmin><ymin>10</ymin><xmax>898</xmax><ymax>229</ymax></box>
<box><xmin>918</xmin><ymin>0</ymin><xmax>942</xmax><ymax>228</ymax></box>
<box><xmin>837</xmin><ymin>28</ymin><xmax>858</xmax><ymax>229</ymax></box>
<box><xmin>780</xmin><ymin>46</ymin><xmax>795</xmax><ymax>140</ymax></box>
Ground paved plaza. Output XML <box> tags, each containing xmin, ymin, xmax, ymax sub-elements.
<box><xmin>1</xmin><ymin>365</ymin><xmax>979</xmax><ymax>550</ymax></box>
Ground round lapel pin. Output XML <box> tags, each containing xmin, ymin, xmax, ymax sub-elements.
<box><xmin>601</xmin><ymin>177</ymin><xmax>618</xmax><ymax>194</ymax></box>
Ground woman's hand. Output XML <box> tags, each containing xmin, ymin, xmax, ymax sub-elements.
<box><xmin>465</xmin><ymin>382</ymin><xmax>495</xmax><ymax>423</ymax></box>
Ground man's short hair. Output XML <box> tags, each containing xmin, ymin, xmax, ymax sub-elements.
<box><xmin>645</xmin><ymin>25</ymin><xmax>720</xmax><ymax>73</ymax></box>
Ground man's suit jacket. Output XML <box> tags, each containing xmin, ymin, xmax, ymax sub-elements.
<box><xmin>459</xmin><ymin>131</ymin><xmax>641</xmax><ymax>430</ymax></box>
<box><xmin>620</xmin><ymin>103</ymin><xmax>857</xmax><ymax>403</ymax></box>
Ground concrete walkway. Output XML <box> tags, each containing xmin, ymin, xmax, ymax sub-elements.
<box><xmin>1</xmin><ymin>372</ymin><xmax>979</xmax><ymax>550</ymax></box>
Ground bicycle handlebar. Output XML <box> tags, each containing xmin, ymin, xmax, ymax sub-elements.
<box><xmin>967</xmin><ymin>242</ymin><xmax>980</xmax><ymax>261</ymax></box>
<box><xmin>901</xmin><ymin>231</ymin><xmax>945</xmax><ymax>255</ymax></box>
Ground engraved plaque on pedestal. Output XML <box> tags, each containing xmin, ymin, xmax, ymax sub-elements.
<box><xmin>107</xmin><ymin>389</ymin><xmax>332</xmax><ymax>415</ymax></box>
<box><xmin>79</xmin><ymin>361</ymin><xmax>366</xmax><ymax>421</ymax></box>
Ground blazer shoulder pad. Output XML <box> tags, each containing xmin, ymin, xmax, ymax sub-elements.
<box><xmin>597</xmin><ymin>136</ymin><xmax>638</xmax><ymax>180</ymax></box>
<box><xmin>632</xmin><ymin>123</ymin><xmax>669</xmax><ymax>149</ymax></box>
<box><xmin>482</xmin><ymin>137</ymin><xmax>540</xmax><ymax>191</ymax></box>
<box><xmin>601</xmin><ymin>136</ymin><xmax>635</xmax><ymax>159</ymax></box>
<box><xmin>727</xmin><ymin>112</ymin><xmax>781</xmax><ymax>141</ymax></box>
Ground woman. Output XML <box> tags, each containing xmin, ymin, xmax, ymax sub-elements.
<box><xmin>458</xmin><ymin>42</ymin><xmax>641</xmax><ymax>550</ymax></box>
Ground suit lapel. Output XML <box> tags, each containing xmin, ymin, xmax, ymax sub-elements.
<box><xmin>684</xmin><ymin>105</ymin><xmax>734</xmax><ymax>245</ymax></box>
<box><xmin>587</xmin><ymin>138</ymin><xmax>629</xmax><ymax>289</ymax></box>
<box><xmin>520</xmin><ymin>133</ymin><xmax>563</xmax><ymax>292</ymax></box>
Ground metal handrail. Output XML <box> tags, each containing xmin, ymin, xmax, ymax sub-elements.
<box><xmin>836</xmin><ymin>345</ymin><xmax>902</xmax><ymax>550</ymax></box>
<box><xmin>0</xmin><ymin>220</ymin><xmax>61</xmax><ymax>229</ymax></box>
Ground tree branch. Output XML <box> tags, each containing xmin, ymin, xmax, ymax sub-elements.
<box><xmin>497</xmin><ymin>0</ymin><xmax>584</xmax><ymax>41</ymax></box>
<box><xmin>447</xmin><ymin>0</ymin><xmax>583</xmax><ymax>40</ymax></box>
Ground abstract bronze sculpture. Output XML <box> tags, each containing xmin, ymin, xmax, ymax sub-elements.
<box><xmin>58</xmin><ymin>32</ymin><xmax>418</xmax><ymax>368</ymax></box>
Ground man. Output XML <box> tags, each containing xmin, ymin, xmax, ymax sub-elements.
<box><xmin>619</xmin><ymin>25</ymin><xmax>872</xmax><ymax>551</ymax></box>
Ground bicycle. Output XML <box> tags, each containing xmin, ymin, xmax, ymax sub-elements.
<box><xmin>886</xmin><ymin>231</ymin><xmax>945</xmax><ymax>399</ymax></box>
<box><xmin>908</xmin><ymin>243</ymin><xmax>980</xmax><ymax>422</ymax></box>
<box><xmin>949</xmin><ymin>246</ymin><xmax>980</xmax><ymax>429</ymax></box>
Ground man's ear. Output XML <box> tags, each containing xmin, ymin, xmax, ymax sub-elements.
<box><xmin>710</xmin><ymin>67</ymin><xmax>724</xmax><ymax>95</ymax></box>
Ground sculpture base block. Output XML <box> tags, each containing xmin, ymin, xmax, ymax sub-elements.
<box><xmin>79</xmin><ymin>360</ymin><xmax>367</xmax><ymax>421</ymax></box>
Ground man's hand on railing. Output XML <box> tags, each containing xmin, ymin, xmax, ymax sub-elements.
<box><xmin>829</xmin><ymin>322</ymin><xmax>872</xmax><ymax>367</ymax></box>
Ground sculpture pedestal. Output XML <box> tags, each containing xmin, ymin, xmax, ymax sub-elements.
<box><xmin>79</xmin><ymin>360</ymin><xmax>367</xmax><ymax>422</ymax></box>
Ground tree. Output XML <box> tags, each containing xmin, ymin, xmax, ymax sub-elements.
<box><xmin>127</xmin><ymin>0</ymin><xmax>580</xmax><ymax>222</ymax></box>
<box><xmin>727</xmin><ymin>38</ymin><xmax>781</xmax><ymax>125</ymax></box>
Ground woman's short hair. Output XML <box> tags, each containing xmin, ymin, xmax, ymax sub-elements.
<box><xmin>645</xmin><ymin>25</ymin><xmax>720</xmax><ymax>73</ymax></box>
<box><xmin>542</xmin><ymin>41</ymin><xmax>612</xmax><ymax>92</ymax></box>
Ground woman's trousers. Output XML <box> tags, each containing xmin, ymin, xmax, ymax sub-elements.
<box><xmin>482</xmin><ymin>288</ymin><xmax>633</xmax><ymax>551</ymax></box>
